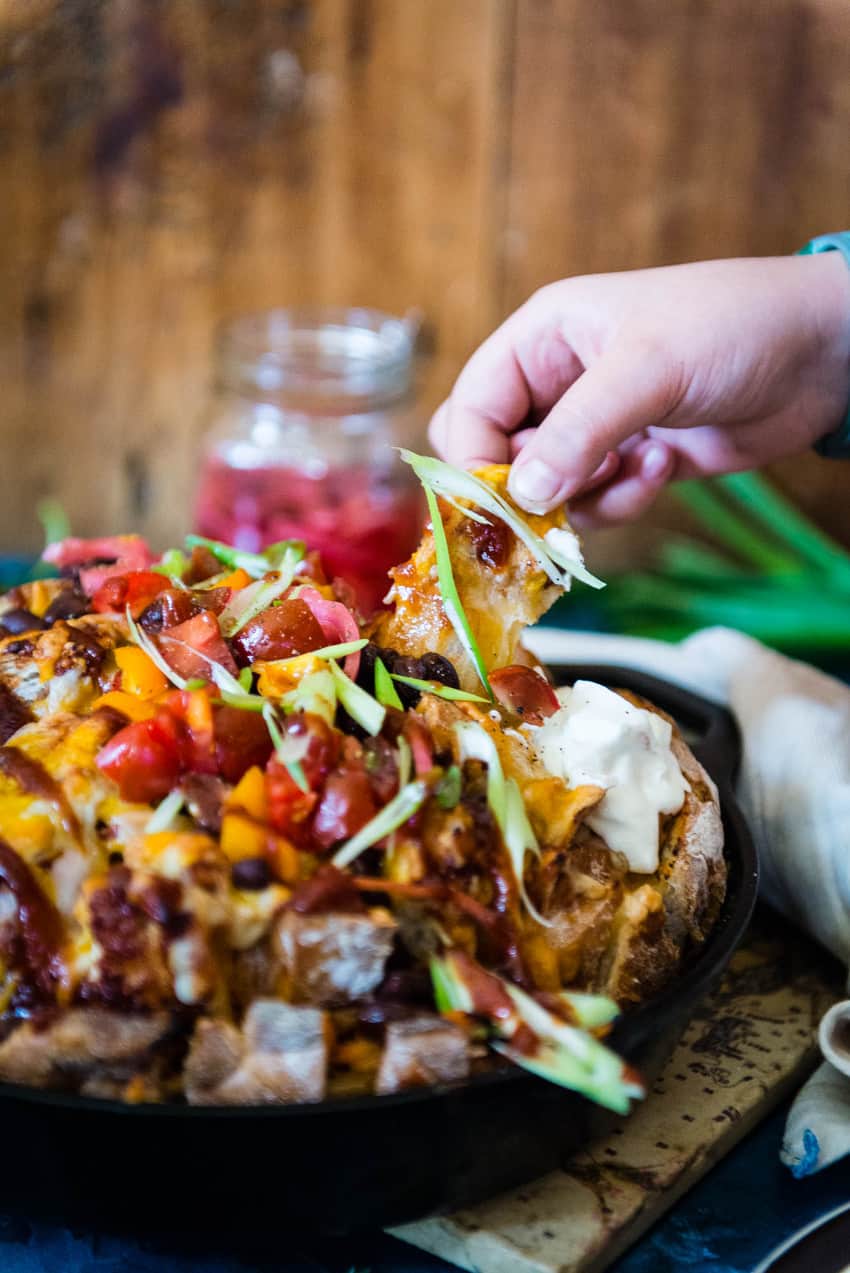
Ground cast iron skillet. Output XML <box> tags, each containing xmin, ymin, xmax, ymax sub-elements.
<box><xmin>0</xmin><ymin>666</ymin><xmax>757</xmax><ymax>1235</ymax></box>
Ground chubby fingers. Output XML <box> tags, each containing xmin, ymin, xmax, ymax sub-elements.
<box><xmin>568</xmin><ymin>439</ymin><xmax>676</xmax><ymax>529</ymax></box>
<box><xmin>507</xmin><ymin>342</ymin><xmax>683</xmax><ymax>513</ymax></box>
<box><xmin>428</xmin><ymin>295</ymin><xmax>585</xmax><ymax>469</ymax></box>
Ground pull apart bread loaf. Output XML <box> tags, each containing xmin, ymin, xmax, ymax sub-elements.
<box><xmin>0</xmin><ymin>459</ymin><xmax>725</xmax><ymax>1112</ymax></box>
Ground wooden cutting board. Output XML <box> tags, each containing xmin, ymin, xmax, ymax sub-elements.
<box><xmin>391</xmin><ymin>913</ymin><xmax>842</xmax><ymax>1273</ymax></box>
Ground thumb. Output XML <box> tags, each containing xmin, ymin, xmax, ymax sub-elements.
<box><xmin>507</xmin><ymin>342</ymin><xmax>683</xmax><ymax>512</ymax></box>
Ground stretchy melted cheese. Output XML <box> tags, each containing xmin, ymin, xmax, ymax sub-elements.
<box><xmin>530</xmin><ymin>681</ymin><xmax>688</xmax><ymax>873</ymax></box>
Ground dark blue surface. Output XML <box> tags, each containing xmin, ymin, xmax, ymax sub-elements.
<box><xmin>2</xmin><ymin>1100</ymin><xmax>849</xmax><ymax>1272</ymax></box>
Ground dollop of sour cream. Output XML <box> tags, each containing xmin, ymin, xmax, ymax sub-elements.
<box><xmin>530</xmin><ymin>680</ymin><xmax>688</xmax><ymax>873</ymax></box>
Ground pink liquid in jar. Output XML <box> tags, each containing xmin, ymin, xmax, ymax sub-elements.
<box><xmin>194</xmin><ymin>454</ymin><xmax>423</xmax><ymax>615</ymax></box>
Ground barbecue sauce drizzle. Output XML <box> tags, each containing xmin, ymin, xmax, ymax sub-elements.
<box><xmin>0</xmin><ymin>836</ymin><xmax>64</xmax><ymax>999</ymax></box>
<box><xmin>0</xmin><ymin>747</ymin><xmax>83</xmax><ymax>845</ymax></box>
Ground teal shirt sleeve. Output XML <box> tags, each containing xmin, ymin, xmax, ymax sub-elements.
<box><xmin>797</xmin><ymin>232</ymin><xmax>850</xmax><ymax>458</ymax></box>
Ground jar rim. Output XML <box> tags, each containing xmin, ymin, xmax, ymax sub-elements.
<box><xmin>218</xmin><ymin>306</ymin><xmax>415</xmax><ymax>403</ymax></box>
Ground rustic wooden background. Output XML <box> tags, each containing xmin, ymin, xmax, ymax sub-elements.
<box><xmin>1</xmin><ymin>0</ymin><xmax>849</xmax><ymax>566</ymax></box>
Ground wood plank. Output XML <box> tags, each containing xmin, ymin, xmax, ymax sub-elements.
<box><xmin>0</xmin><ymin>0</ymin><xmax>512</xmax><ymax>550</ymax></box>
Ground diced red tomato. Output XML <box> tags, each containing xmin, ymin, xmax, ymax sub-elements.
<box><xmin>265</xmin><ymin>712</ymin><xmax>339</xmax><ymax>841</ymax></box>
<box><xmin>230</xmin><ymin>598</ymin><xmax>327</xmax><ymax>665</ymax></box>
<box><xmin>489</xmin><ymin>665</ymin><xmax>560</xmax><ymax>725</ymax></box>
<box><xmin>311</xmin><ymin>761</ymin><xmax>377</xmax><ymax>851</ymax></box>
<box><xmin>91</xmin><ymin>570</ymin><xmax>169</xmax><ymax>618</ymax></box>
<box><xmin>158</xmin><ymin>611</ymin><xmax>239</xmax><ymax>681</ymax></box>
<box><xmin>213</xmin><ymin>705</ymin><xmax>274</xmax><ymax>783</ymax></box>
<box><xmin>160</xmin><ymin>688</ymin><xmax>218</xmax><ymax>775</ymax></box>
<box><xmin>96</xmin><ymin>712</ymin><xmax>183</xmax><ymax>803</ymax></box>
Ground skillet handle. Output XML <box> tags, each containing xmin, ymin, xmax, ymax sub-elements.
<box><xmin>547</xmin><ymin>663</ymin><xmax>742</xmax><ymax>789</ymax></box>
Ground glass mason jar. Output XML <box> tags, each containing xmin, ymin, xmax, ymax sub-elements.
<box><xmin>194</xmin><ymin>307</ymin><xmax>424</xmax><ymax>614</ymax></box>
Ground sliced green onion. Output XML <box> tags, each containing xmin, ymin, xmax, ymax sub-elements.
<box><xmin>264</xmin><ymin>639</ymin><xmax>368</xmax><ymax>670</ymax></box>
<box><xmin>216</xmin><ymin>691</ymin><xmax>265</xmax><ymax>713</ymax></box>
<box><xmin>151</xmin><ymin>548</ymin><xmax>190</xmax><ymax>587</ymax></box>
<box><xmin>431</xmin><ymin>953</ymin><xmax>641</xmax><ymax>1114</ymax></box>
<box><xmin>374</xmin><ymin>657</ymin><xmax>404</xmax><ymax>709</ymax></box>
<box><xmin>456</xmin><ymin>721</ymin><xmax>507</xmax><ymax>825</ymax></box>
<box><xmin>145</xmin><ymin>788</ymin><xmax>185</xmax><ymax>834</ymax></box>
<box><xmin>183</xmin><ymin>677</ymin><xmax>208</xmax><ymax>691</ymax></box>
<box><xmin>423</xmin><ymin>485</ymin><xmax>492</xmax><ymax>698</ymax></box>
<box><xmin>218</xmin><ymin>556</ymin><xmax>303</xmax><ymax>637</ymax></box>
<box><xmin>157</xmin><ymin>632</ymin><xmax>249</xmax><ymax>702</ymax></box>
<box><xmin>401</xmin><ymin>450</ymin><xmax>605</xmax><ymax>591</ymax></box>
<box><xmin>429</xmin><ymin>955</ymin><xmax>474</xmax><ymax>1015</ymax></box>
<box><xmin>455</xmin><ymin>721</ymin><xmax>547</xmax><ymax>924</ymax></box>
<box><xmin>396</xmin><ymin>735</ymin><xmax>412</xmax><ymax>789</ymax></box>
<box><xmin>332</xmin><ymin>778</ymin><xmax>429</xmax><ymax>869</ymax></box>
<box><xmin>185</xmin><ymin>534</ymin><xmax>305</xmax><ymax>581</ymax></box>
<box><xmin>262</xmin><ymin>701</ymin><xmax>309</xmax><ymax>793</ymax></box>
<box><xmin>238</xmin><ymin>667</ymin><xmax>253</xmax><ymax>692</ymax></box>
<box><xmin>280</xmin><ymin>669</ymin><xmax>337</xmax><ymax>726</ymax></box>
<box><xmin>125</xmin><ymin>607</ymin><xmax>189</xmax><ymax>691</ymax></box>
<box><xmin>435</xmin><ymin>763</ymin><xmax>462</xmax><ymax>810</ymax></box>
<box><xmin>555</xmin><ymin>990</ymin><xmax>620</xmax><ymax>1031</ymax></box>
<box><xmin>328</xmin><ymin>661</ymin><xmax>385</xmax><ymax>736</ymax></box>
<box><xmin>390</xmin><ymin>673</ymin><xmax>489</xmax><ymax>704</ymax></box>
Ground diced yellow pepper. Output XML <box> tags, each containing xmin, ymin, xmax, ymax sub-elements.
<box><xmin>115</xmin><ymin>646</ymin><xmax>168</xmax><ymax>699</ymax></box>
<box><xmin>92</xmin><ymin>690</ymin><xmax>157</xmax><ymax>722</ymax></box>
<box><xmin>267</xmin><ymin>833</ymin><xmax>299</xmax><ymax>884</ymax></box>
<box><xmin>226</xmin><ymin>765</ymin><xmax>268</xmax><ymax>821</ymax></box>
<box><xmin>256</xmin><ymin>654</ymin><xmax>324</xmax><ymax>698</ymax></box>
<box><xmin>27</xmin><ymin>580</ymin><xmax>54</xmax><ymax>618</ymax></box>
<box><xmin>218</xmin><ymin>568</ymin><xmax>252</xmax><ymax>590</ymax></box>
<box><xmin>220</xmin><ymin>812</ymin><xmax>267</xmax><ymax>863</ymax></box>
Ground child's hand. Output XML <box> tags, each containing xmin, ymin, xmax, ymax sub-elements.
<box><xmin>429</xmin><ymin>255</ymin><xmax>850</xmax><ymax>525</ymax></box>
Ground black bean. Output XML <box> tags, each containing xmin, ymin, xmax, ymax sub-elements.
<box><xmin>391</xmin><ymin>656</ymin><xmax>427</xmax><ymax>708</ymax></box>
<box><xmin>0</xmin><ymin>608</ymin><xmax>46</xmax><ymax>636</ymax></box>
<box><xmin>421</xmin><ymin>652</ymin><xmax>460</xmax><ymax>689</ymax></box>
<box><xmin>43</xmin><ymin>587</ymin><xmax>89</xmax><ymax>624</ymax></box>
<box><xmin>231</xmin><ymin>857</ymin><xmax>272</xmax><ymax>891</ymax></box>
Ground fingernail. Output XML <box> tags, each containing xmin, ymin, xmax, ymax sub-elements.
<box><xmin>509</xmin><ymin>458</ymin><xmax>562</xmax><ymax>510</ymax></box>
<box><xmin>641</xmin><ymin>442</ymin><xmax>672</xmax><ymax>480</ymax></box>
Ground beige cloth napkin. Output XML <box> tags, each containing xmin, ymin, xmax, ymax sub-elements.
<box><xmin>523</xmin><ymin>625</ymin><xmax>850</xmax><ymax>1176</ymax></box>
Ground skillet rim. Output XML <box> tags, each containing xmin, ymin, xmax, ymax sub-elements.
<box><xmin>0</xmin><ymin>662</ymin><xmax>758</xmax><ymax>1120</ymax></box>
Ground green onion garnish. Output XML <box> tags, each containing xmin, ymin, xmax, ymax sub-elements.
<box><xmin>332</xmin><ymin>778</ymin><xmax>429</xmax><ymax>869</ymax></box>
<box><xmin>396</xmin><ymin>735</ymin><xmax>412</xmax><ymax>789</ymax></box>
<box><xmin>184</xmin><ymin>678</ymin><xmax>208</xmax><ymax>691</ymax></box>
<box><xmin>430</xmin><ymin>954</ymin><xmax>641</xmax><ymax>1114</ymax></box>
<box><xmin>145</xmin><ymin>788</ymin><xmax>185</xmax><ymax>834</ymax></box>
<box><xmin>555</xmin><ymin>990</ymin><xmax>620</xmax><ymax>1030</ymax></box>
<box><xmin>390</xmin><ymin>673</ymin><xmax>489</xmax><ymax>704</ymax></box>
<box><xmin>185</xmin><ymin>534</ymin><xmax>305</xmax><ymax>581</ymax></box>
<box><xmin>151</xmin><ymin>548</ymin><xmax>190</xmax><ymax>586</ymax></box>
<box><xmin>218</xmin><ymin>556</ymin><xmax>304</xmax><ymax>637</ymax></box>
<box><xmin>328</xmin><ymin>661</ymin><xmax>385</xmax><ymax>736</ymax></box>
<box><xmin>238</xmin><ymin>667</ymin><xmax>253</xmax><ymax>692</ymax></box>
<box><xmin>401</xmin><ymin>450</ymin><xmax>604</xmax><ymax>591</ymax></box>
<box><xmin>264</xmin><ymin>639</ymin><xmax>368</xmax><ymax>670</ymax></box>
<box><xmin>423</xmin><ymin>485</ymin><xmax>493</xmax><ymax>698</ymax></box>
<box><xmin>262</xmin><ymin>701</ymin><xmax>309</xmax><ymax>793</ymax></box>
<box><xmin>435</xmin><ymin>763</ymin><xmax>462</xmax><ymax>810</ymax></box>
<box><xmin>280</xmin><ymin>669</ymin><xmax>337</xmax><ymax>726</ymax></box>
<box><xmin>374</xmin><ymin>657</ymin><xmax>404</xmax><ymax>709</ymax></box>
<box><xmin>455</xmin><ymin>721</ymin><xmax>548</xmax><ymax>924</ymax></box>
